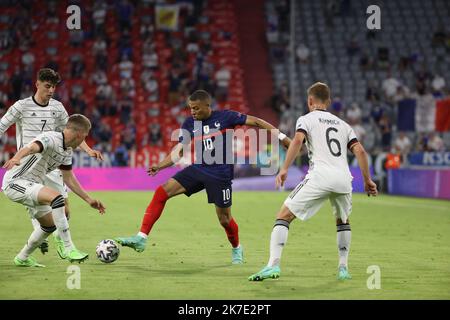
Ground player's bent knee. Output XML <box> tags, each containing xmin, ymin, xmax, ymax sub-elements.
<box><xmin>276</xmin><ymin>205</ymin><xmax>296</xmax><ymax>222</ymax></box>
<box><xmin>163</xmin><ymin>179</ymin><xmax>185</xmax><ymax>198</ymax></box>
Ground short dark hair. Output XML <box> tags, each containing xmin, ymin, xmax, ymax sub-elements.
<box><xmin>188</xmin><ymin>90</ymin><xmax>212</xmax><ymax>103</ymax></box>
<box><xmin>37</xmin><ymin>68</ymin><xmax>61</xmax><ymax>85</ymax></box>
<box><xmin>307</xmin><ymin>82</ymin><xmax>331</xmax><ymax>102</ymax></box>
<box><xmin>66</xmin><ymin>114</ymin><xmax>91</xmax><ymax>132</ymax></box>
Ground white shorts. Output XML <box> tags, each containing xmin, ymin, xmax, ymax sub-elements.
<box><xmin>44</xmin><ymin>170</ymin><xmax>68</xmax><ymax>198</ymax></box>
<box><xmin>3</xmin><ymin>179</ymin><xmax>51</xmax><ymax>219</ymax></box>
<box><xmin>284</xmin><ymin>178</ymin><xmax>352</xmax><ymax>223</ymax></box>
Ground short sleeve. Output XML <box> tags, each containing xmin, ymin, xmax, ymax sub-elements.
<box><xmin>347</xmin><ymin>126</ymin><xmax>359</xmax><ymax>150</ymax></box>
<box><xmin>55</xmin><ymin>105</ymin><xmax>69</xmax><ymax>132</ymax></box>
<box><xmin>0</xmin><ymin>101</ymin><xmax>23</xmax><ymax>135</ymax></box>
<box><xmin>30</xmin><ymin>133</ymin><xmax>53</xmax><ymax>152</ymax></box>
<box><xmin>295</xmin><ymin>116</ymin><xmax>309</xmax><ymax>135</ymax></box>
<box><xmin>178</xmin><ymin>118</ymin><xmax>192</xmax><ymax>144</ymax></box>
<box><xmin>224</xmin><ymin>110</ymin><xmax>247</xmax><ymax>127</ymax></box>
<box><xmin>62</xmin><ymin>150</ymin><xmax>73</xmax><ymax>166</ymax></box>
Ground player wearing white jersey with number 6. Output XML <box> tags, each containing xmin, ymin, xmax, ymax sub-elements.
<box><xmin>0</xmin><ymin>68</ymin><xmax>103</xmax><ymax>257</ymax></box>
<box><xmin>249</xmin><ymin>82</ymin><xmax>378</xmax><ymax>281</ymax></box>
<box><xmin>2</xmin><ymin>114</ymin><xmax>106</xmax><ymax>267</ymax></box>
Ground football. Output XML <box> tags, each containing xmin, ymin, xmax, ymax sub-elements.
<box><xmin>96</xmin><ymin>239</ymin><xmax>120</xmax><ymax>263</ymax></box>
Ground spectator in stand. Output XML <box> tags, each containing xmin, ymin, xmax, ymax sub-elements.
<box><xmin>92</xmin><ymin>121</ymin><xmax>113</xmax><ymax>151</ymax></box>
<box><xmin>393</xmin><ymin>132</ymin><xmax>412</xmax><ymax>156</ymax></box>
<box><xmin>414</xmin><ymin>84</ymin><xmax>435</xmax><ymax>133</ymax></box>
<box><xmin>427</xmin><ymin>132</ymin><xmax>445</xmax><ymax>152</ymax></box>
<box><xmin>121</xmin><ymin>121</ymin><xmax>136</xmax><ymax>150</ymax></box>
<box><xmin>296</xmin><ymin>44</ymin><xmax>310</xmax><ymax>64</ymax></box>
<box><xmin>118</xmin><ymin>29</ymin><xmax>133</xmax><ymax>60</ymax></box>
<box><xmin>140</xmin><ymin>14</ymin><xmax>154</xmax><ymax>40</ymax></box>
<box><xmin>116</xmin><ymin>0</ymin><xmax>134</xmax><ymax>31</ymax></box>
<box><xmin>120</xmin><ymin>77</ymin><xmax>136</xmax><ymax>98</ymax></box>
<box><xmin>346</xmin><ymin>102</ymin><xmax>362</xmax><ymax>125</ymax></box>
<box><xmin>142</xmin><ymin>46</ymin><xmax>158</xmax><ymax>70</ymax></box>
<box><xmin>118</xmin><ymin>54</ymin><xmax>133</xmax><ymax>79</ymax></box>
<box><xmin>69</xmin><ymin>29</ymin><xmax>84</xmax><ymax>47</ymax></box>
<box><xmin>271</xmin><ymin>83</ymin><xmax>290</xmax><ymax>115</ymax></box>
<box><xmin>215</xmin><ymin>64</ymin><xmax>231</xmax><ymax>102</ymax></box>
<box><xmin>431</xmin><ymin>74</ymin><xmax>446</xmax><ymax>98</ymax></box>
<box><xmin>21</xmin><ymin>50</ymin><xmax>35</xmax><ymax>69</ymax></box>
<box><xmin>141</xmin><ymin>123</ymin><xmax>162</xmax><ymax>148</ymax></box>
<box><xmin>70</xmin><ymin>91</ymin><xmax>87</xmax><ymax>115</ymax></box>
<box><xmin>90</xmin><ymin>68</ymin><xmax>108</xmax><ymax>86</ymax></box>
<box><xmin>92</xmin><ymin>36</ymin><xmax>107</xmax><ymax>56</ymax></box>
<box><xmin>144</xmin><ymin>75</ymin><xmax>159</xmax><ymax>102</ymax></box>
<box><xmin>113</xmin><ymin>144</ymin><xmax>129</xmax><ymax>167</ymax></box>
<box><xmin>379</xmin><ymin>115</ymin><xmax>392</xmax><ymax>152</ymax></box>
<box><xmin>382</xmin><ymin>72</ymin><xmax>401</xmax><ymax>102</ymax></box>
<box><xmin>96</xmin><ymin>82</ymin><xmax>114</xmax><ymax>102</ymax></box>
<box><xmin>92</xmin><ymin>1</ymin><xmax>107</xmax><ymax>36</ymax></box>
<box><xmin>70</xmin><ymin>54</ymin><xmax>85</xmax><ymax>78</ymax></box>
<box><xmin>118</xmin><ymin>98</ymin><xmax>133</xmax><ymax>124</ymax></box>
<box><xmin>330</xmin><ymin>96</ymin><xmax>343</xmax><ymax>117</ymax></box>
<box><xmin>377</xmin><ymin>47</ymin><xmax>390</xmax><ymax>69</ymax></box>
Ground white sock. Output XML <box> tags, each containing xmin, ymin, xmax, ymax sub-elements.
<box><xmin>268</xmin><ymin>220</ymin><xmax>290</xmax><ymax>267</ymax></box>
<box><xmin>17</xmin><ymin>227</ymin><xmax>51</xmax><ymax>260</ymax></box>
<box><xmin>31</xmin><ymin>218</ymin><xmax>41</xmax><ymax>231</ymax></box>
<box><xmin>51</xmin><ymin>196</ymin><xmax>75</xmax><ymax>252</ymax></box>
<box><xmin>337</xmin><ymin>224</ymin><xmax>351</xmax><ymax>267</ymax></box>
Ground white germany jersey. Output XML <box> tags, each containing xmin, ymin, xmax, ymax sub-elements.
<box><xmin>296</xmin><ymin>109</ymin><xmax>358</xmax><ymax>193</ymax></box>
<box><xmin>0</xmin><ymin>96</ymin><xmax>69</xmax><ymax>150</ymax></box>
<box><xmin>2</xmin><ymin>131</ymin><xmax>73</xmax><ymax>189</ymax></box>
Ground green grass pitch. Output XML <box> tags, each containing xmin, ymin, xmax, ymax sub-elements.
<box><xmin>0</xmin><ymin>191</ymin><xmax>449</xmax><ymax>300</ymax></box>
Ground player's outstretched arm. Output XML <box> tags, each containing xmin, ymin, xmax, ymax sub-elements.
<box><xmin>79</xmin><ymin>140</ymin><xmax>104</xmax><ymax>161</ymax></box>
<box><xmin>351</xmin><ymin>142</ymin><xmax>378</xmax><ymax>197</ymax></box>
<box><xmin>61</xmin><ymin>169</ymin><xmax>106</xmax><ymax>214</ymax></box>
<box><xmin>2</xmin><ymin>142</ymin><xmax>42</xmax><ymax>170</ymax></box>
<box><xmin>245</xmin><ymin>115</ymin><xmax>291</xmax><ymax>148</ymax></box>
<box><xmin>276</xmin><ymin>131</ymin><xmax>305</xmax><ymax>188</ymax></box>
<box><xmin>147</xmin><ymin>143</ymin><xmax>183</xmax><ymax>176</ymax></box>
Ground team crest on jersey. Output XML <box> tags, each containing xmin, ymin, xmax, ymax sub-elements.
<box><xmin>41</xmin><ymin>136</ymin><xmax>50</xmax><ymax>145</ymax></box>
<box><xmin>203</xmin><ymin>125</ymin><xmax>210</xmax><ymax>134</ymax></box>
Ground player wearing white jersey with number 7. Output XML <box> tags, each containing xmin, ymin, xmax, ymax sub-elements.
<box><xmin>0</xmin><ymin>68</ymin><xmax>103</xmax><ymax>257</ymax></box>
<box><xmin>2</xmin><ymin>114</ymin><xmax>106</xmax><ymax>267</ymax></box>
<box><xmin>249</xmin><ymin>82</ymin><xmax>378</xmax><ymax>282</ymax></box>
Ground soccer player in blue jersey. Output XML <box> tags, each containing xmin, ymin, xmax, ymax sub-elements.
<box><xmin>116</xmin><ymin>90</ymin><xmax>290</xmax><ymax>264</ymax></box>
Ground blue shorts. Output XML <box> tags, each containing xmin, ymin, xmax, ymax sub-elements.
<box><xmin>172</xmin><ymin>166</ymin><xmax>232</xmax><ymax>208</ymax></box>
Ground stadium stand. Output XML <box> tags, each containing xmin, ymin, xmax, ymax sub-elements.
<box><xmin>0</xmin><ymin>0</ymin><xmax>249</xmax><ymax>166</ymax></box>
<box><xmin>265</xmin><ymin>0</ymin><xmax>449</xmax><ymax>155</ymax></box>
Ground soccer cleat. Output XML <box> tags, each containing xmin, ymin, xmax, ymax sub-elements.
<box><xmin>14</xmin><ymin>256</ymin><xmax>45</xmax><ymax>268</ymax></box>
<box><xmin>231</xmin><ymin>246</ymin><xmax>243</xmax><ymax>264</ymax></box>
<box><xmin>54</xmin><ymin>235</ymin><xmax>66</xmax><ymax>260</ymax></box>
<box><xmin>337</xmin><ymin>265</ymin><xmax>352</xmax><ymax>280</ymax></box>
<box><xmin>38</xmin><ymin>239</ymin><xmax>49</xmax><ymax>255</ymax></box>
<box><xmin>115</xmin><ymin>235</ymin><xmax>147</xmax><ymax>252</ymax></box>
<box><xmin>66</xmin><ymin>248</ymin><xmax>89</xmax><ymax>263</ymax></box>
<box><xmin>248</xmin><ymin>265</ymin><xmax>281</xmax><ymax>281</ymax></box>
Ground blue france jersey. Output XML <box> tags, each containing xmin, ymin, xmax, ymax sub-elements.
<box><xmin>178</xmin><ymin>110</ymin><xmax>247</xmax><ymax>180</ymax></box>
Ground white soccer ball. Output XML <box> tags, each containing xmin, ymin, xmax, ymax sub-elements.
<box><xmin>96</xmin><ymin>239</ymin><xmax>120</xmax><ymax>263</ymax></box>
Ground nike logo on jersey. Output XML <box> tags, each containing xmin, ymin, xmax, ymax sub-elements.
<box><xmin>214</xmin><ymin>121</ymin><xmax>221</xmax><ymax>128</ymax></box>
